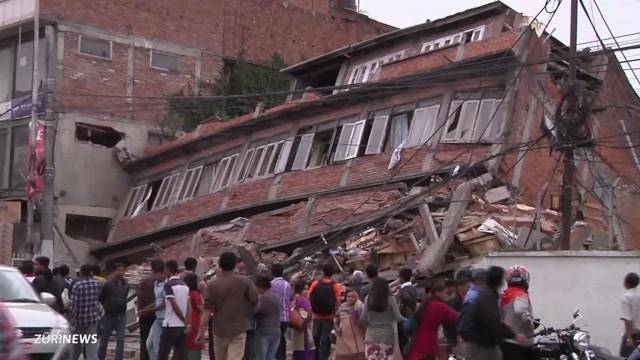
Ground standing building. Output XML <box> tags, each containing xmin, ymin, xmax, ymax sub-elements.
<box><xmin>0</xmin><ymin>0</ymin><xmax>393</xmax><ymax>265</ymax></box>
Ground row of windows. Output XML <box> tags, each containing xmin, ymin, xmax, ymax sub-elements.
<box><xmin>346</xmin><ymin>25</ymin><xmax>486</xmax><ymax>87</ymax></box>
<box><xmin>78</xmin><ymin>36</ymin><xmax>180</xmax><ymax>71</ymax></box>
<box><xmin>122</xmin><ymin>90</ymin><xmax>504</xmax><ymax>219</ymax></box>
<box><xmin>421</xmin><ymin>25</ymin><xmax>485</xmax><ymax>53</ymax></box>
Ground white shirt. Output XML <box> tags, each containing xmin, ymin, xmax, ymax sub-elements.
<box><xmin>400</xmin><ymin>282</ymin><xmax>413</xmax><ymax>289</ymax></box>
<box><xmin>163</xmin><ymin>276</ymin><xmax>190</xmax><ymax>328</ymax></box>
<box><xmin>621</xmin><ymin>288</ymin><xmax>640</xmax><ymax>331</ymax></box>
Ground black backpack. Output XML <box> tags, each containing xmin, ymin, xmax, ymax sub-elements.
<box><xmin>310</xmin><ymin>281</ymin><xmax>336</xmax><ymax>316</ymax></box>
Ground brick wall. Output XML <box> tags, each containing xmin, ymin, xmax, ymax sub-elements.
<box><xmin>380</xmin><ymin>30</ymin><xmax>520</xmax><ymax>81</ymax></box>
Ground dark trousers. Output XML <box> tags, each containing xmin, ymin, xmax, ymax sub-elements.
<box><xmin>620</xmin><ymin>333</ymin><xmax>640</xmax><ymax>357</ymax></box>
<box><xmin>139</xmin><ymin>315</ymin><xmax>155</xmax><ymax>360</ymax></box>
<box><xmin>209</xmin><ymin>317</ymin><xmax>215</xmax><ymax>360</ymax></box>
<box><xmin>313</xmin><ymin>319</ymin><xmax>333</xmax><ymax>360</ymax></box>
<box><xmin>501</xmin><ymin>341</ymin><xmax>533</xmax><ymax>360</ymax></box>
<box><xmin>277</xmin><ymin>322</ymin><xmax>287</xmax><ymax>360</ymax></box>
<box><xmin>98</xmin><ymin>314</ymin><xmax>126</xmax><ymax>360</ymax></box>
<box><xmin>245</xmin><ymin>329</ymin><xmax>256</xmax><ymax>360</ymax></box>
<box><xmin>158</xmin><ymin>326</ymin><xmax>187</xmax><ymax>360</ymax></box>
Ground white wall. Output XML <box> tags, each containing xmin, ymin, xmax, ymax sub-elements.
<box><xmin>0</xmin><ymin>0</ymin><xmax>35</xmax><ymax>30</ymax></box>
<box><xmin>478</xmin><ymin>251</ymin><xmax>640</xmax><ymax>353</ymax></box>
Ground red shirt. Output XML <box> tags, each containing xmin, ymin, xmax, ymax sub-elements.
<box><xmin>186</xmin><ymin>290</ymin><xmax>204</xmax><ymax>351</ymax></box>
<box><xmin>406</xmin><ymin>299</ymin><xmax>458</xmax><ymax>360</ymax></box>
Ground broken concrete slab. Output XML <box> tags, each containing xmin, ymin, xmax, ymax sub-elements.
<box><xmin>484</xmin><ymin>185</ymin><xmax>511</xmax><ymax>204</ymax></box>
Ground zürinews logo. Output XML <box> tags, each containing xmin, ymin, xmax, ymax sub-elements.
<box><xmin>33</xmin><ymin>333</ymin><xmax>98</xmax><ymax>345</ymax></box>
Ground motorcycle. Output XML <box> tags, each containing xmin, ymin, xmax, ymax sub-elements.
<box><xmin>529</xmin><ymin>309</ymin><xmax>623</xmax><ymax>360</ymax></box>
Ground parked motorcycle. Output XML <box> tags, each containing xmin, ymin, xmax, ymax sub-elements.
<box><xmin>528</xmin><ymin>309</ymin><xmax>623</xmax><ymax>360</ymax></box>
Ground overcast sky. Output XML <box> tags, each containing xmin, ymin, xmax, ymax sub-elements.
<box><xmin>360</xmin><ymin>0</ymin><xmax>640</xmax><ymax>89</ymax></box>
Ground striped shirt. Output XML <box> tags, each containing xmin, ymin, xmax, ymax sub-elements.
<box><xmin>271</xmin><ymin>277</ymin><xmax>292</xmax><ymax>322</ymax></box>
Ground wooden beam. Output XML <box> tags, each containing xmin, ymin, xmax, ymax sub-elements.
<box><xmin>416</xmin><ymin>181</ymin><xmax>473</xmax><ymax>275</ymax></box>
<box><xmin>418</xmin><ymin>203</ymin><xmax>439</xmax><ymax>246</ymax></box>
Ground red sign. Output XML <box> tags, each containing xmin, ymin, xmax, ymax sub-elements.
<box><xmin>26</xmin><ymin>125</ymin><xmax>45</xmax><ymax>199</ymax></box>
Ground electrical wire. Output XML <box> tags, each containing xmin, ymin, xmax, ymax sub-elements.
<box><xmin>578</xmin><ymin>0</ymin><xmax>607</xmax><ymax>50</ymax></box>
<box><xmin>592</xmin><ymin>0</ymin><xmax>640</xmax><ymax>87</ymax></box>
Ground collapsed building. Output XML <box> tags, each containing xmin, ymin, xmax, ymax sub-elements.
<box><xmin>91</xmin><ymin>2</ymin><xmax>640</xmax><ymax>278</ymax></box>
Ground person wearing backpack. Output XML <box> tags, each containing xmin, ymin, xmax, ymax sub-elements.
<box><xmin>308</xmin><ymin>263</ymin><xmax>342</xmax><ymax>360</ymax></box>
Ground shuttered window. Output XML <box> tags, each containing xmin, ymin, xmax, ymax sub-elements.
<box><xmin>365</xmin><ymin>115</ymin><xmax>389</xmax><ymax>155</ymax></box>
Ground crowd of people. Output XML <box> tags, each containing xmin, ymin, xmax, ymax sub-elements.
<box><xmin>8</xmin><ymin>254</ymin><xmax>640</xmax><ymax>360</ymax></box>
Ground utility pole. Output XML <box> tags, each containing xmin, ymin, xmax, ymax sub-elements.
<box><xmin>26</xmin><ymin>0</ymin><xmax>40</xmax><ymax>257</ymax></box>
<box><xmin>40</xmin><ymin>24</ymin><xmax>56</xmax><ymax>260</ymax></box>
<box><xmin>560</xmin><ymin>0</ymin><xmax>579</xmax><ymax>250</ymax></box>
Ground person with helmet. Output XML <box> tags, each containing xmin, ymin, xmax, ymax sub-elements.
<box><xmin>500</xmin><ymin>265</ymin><xmax>535</xmax><ymax>360</ymax></box>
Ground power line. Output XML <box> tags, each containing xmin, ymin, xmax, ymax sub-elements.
<box><xmin>579</xmin><ymin>30</ymin><xmax>640</xmax><ymax>45</ymax></box>
<box><xmin>592</xmin><ymin>0</ymin><xmax>640</xmax><ymax>87</ymax></box>
<box><xmin>578</xmin><ymin>0</ymin><xmax>607</xmax><ymax>49</ymax></box>
<box><xmin>53</xmin><ymin>43</ymin><xmax>640</xmax><ymax>103</ymax></box>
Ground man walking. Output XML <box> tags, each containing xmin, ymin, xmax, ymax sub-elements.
<box><xmin>270</xmin><ymin>263</ymin><xmax>292</xmax><ymax>360</ymax></box>
<box><xmin>397</xmin><ymin>268</ymin><xmax>418</xmax><ymax>353</ymax></box>
<box><xmin>158</xmin><ymin>260</ymin><xmax>190</xmax><ymax>360</ymax></box>
<box><xmin>197</xmin><ymin>252</ymin><xmax>258</xmax><ymax>360</ymax></box>
<box><xmin>309</xmin><ymin>263</ymin><xmax>342</xmax><ymax>360</ymax></box>
<box><xmin>444</xmin><ymin>268</ymin><xmax>472</xmax><ymax>348</ymax></box>
<box><xmin>98</xmin><ymin>263</ymin><xmax>129</xmax><ymax>360</ymax></box>
<box><xmin>137</xmin><ymin>260</ymin><xmax>162</xmax><ymax>360</ymax></box>
<box><xmin>70</xmin><ymin>264</ymin><xmax>102</xmax><ymax>360</ymax></box>
<box><xmin>458</xmin><ymin>266</ymin><xmax>527</xmax><ymax>360</ymax></box>
<box><xmin>620</xmin><ymin>272</ymin><xmax>640</xmax><ymax>357</ymax></box>
<box><xmin>32</xmin><ymin>256</ymin><xmax>64</xmax><ymax>313</ymax></box>
<box><xmin>146</xmin><ymin>259</ymin><xmax>166</xmax><ymax>360</ymax></box>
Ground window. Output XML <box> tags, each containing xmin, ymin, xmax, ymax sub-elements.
<box><xmin>405</xmin><ymin>105</ymin><xmax>440</xmax><ymax>147</ymax></box>
<box><xmin>420</xmin><ymin>25</ymin><xmax>486</xmax><ymax>54</ymax></box>
<box><xmin>443</xmin><ymin>95</ymin><xmax>501</xmax><ymax>142</ymax></box>
<box><xmin>291</xmin><ymin>134</ymin><xmax>314</xmax><ymax>170</ymax></box>
<box><xmin>10</xmin><ymin>125</ymin><xmax>28</xmax><ymax>189</ymax></box>
<box><xmin>365</xmin><ymin>115</ymin><xmax>390</xmax><ymax>155</ymax></box>
<box><xmin>151</xmin><ymin>172</ymin><xmax>181</xmax><ymax>210</ymax></box>
<box><xmin>389</xmin><ymin>113</ymin><xmax>410</xmax><ymax>150</ymax></box>
<box><xmin>78</xmin><ymin>36</ymin><xmax>112</xmax><ymax>59</ymax></box>
<box><xmin>176</xmin><ymin>166</ymin><xmax>203</xmax><ymax>202</ymax></box>
<box><xmin>0</xmin><ymin>33</ymin><xmax>46</xmax><ymax>102</ymax></box>
<box><xmin>308</xmin><ymin>129</ymin><xmax>338</xmax><ymax>167</ymax></box>
<box><xmin>335</xmin><ymin>120</ymin><xmax>365</xmax><ymax>161</ymax></box>
<box><xmin>150</xmin><ymin>50</ymin><xmax>179</xmax><ymax>71</ymax></box>
<box><xmin>75</xmin><ymin>123</ymin><xmax>124</xmax><ymax>148</ymax></box>
<box><xmin>65</xmin><ymin>214</ymin><xmax>110</xmax><ymax>242</ymax></box>
<box><xmin>213</xmin><ymin>153</ymin><xmax>239</xmax><ymax>190</ymax></box>
<box><xmin>123</xmin><ymin>184</ymin><xmax>148</xmax><ymax>218</ymax></box>
<box><xmin>347</xmin><ymin>51</ymin><xmax>405</xmax><ymax>85</ymax></box>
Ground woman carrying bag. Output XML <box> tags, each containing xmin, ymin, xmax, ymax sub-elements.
<box><xmin>290</xmin><ymin>280</ymin><xmax>315</xmax><ymax>360</ymax></box>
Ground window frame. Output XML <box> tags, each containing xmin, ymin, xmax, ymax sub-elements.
<box><xmin>334</xmin><ymin>119</ymin><xmax>366</xmax><ymax>161</ymax></box>
<box><xmin>213</xmin><ymin>153</ymin><xmax>239</xmax><ymax>191</ymax></box>
<box><xmin>442</xmin><ymin>94</ymin><xmax>502</xmax><ymax>143</ymax></box>
<box><xmin>77</xmin><ymin>35</ymin><xmax>113</xmax><ymax>60</ymax></box>
<box><xmin>347</xmin><ymin>51</ymin><xmax>405</xmax><ymax>85</ymax></box>
<box><xmin>149</xmin><ymin>49</ymin><xmax>180</xmax><ymax>72</ymax></box>
<box><xmin>420</xmin><ymin>25</ymin><xmax>486</xmax><ymax>54</ymax></box>
<box><xmin>405</xmin><ymin>104</ymin><xmax>441</xmax><ymax>148</ymax></box>
<box><xmin>123</xmin><ymin>184</ymin><xmax>149</xmax><ymax>218</ymax></box>
<box><xmin>176</xmin><ymin>165</ymin><xmax>204</xmax><ymax>203</ymax></box>
<box><xmin>150</xmin><ymin>172</ymin><xmax>182</xmax><ymax>210</ymax></box>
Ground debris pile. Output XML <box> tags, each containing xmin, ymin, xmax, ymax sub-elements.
<box><xmin>118</xmin><ymin>171</ymin><xmax>617</xmax><ymax>282</ymax></box>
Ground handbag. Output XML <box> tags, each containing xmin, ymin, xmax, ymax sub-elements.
<box><xmin>289</xmin><ymin>306</ymin><xmax>307</xmax><ymax>330</ymax></box>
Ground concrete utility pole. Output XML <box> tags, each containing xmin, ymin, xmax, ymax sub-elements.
<box><xmin>40</xmin><ymin>24</ymin><xmax>56</xmax><ymax>260</ymax></box>
<box><xmin>560</xmin><ymin>0</ymin><xmax>579</xmax><ymax>250</ymax></box>
<box><xmin>26</xmin><ymin>0</ymin><xmax>40</xmax><ymax>257</ymax></box>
